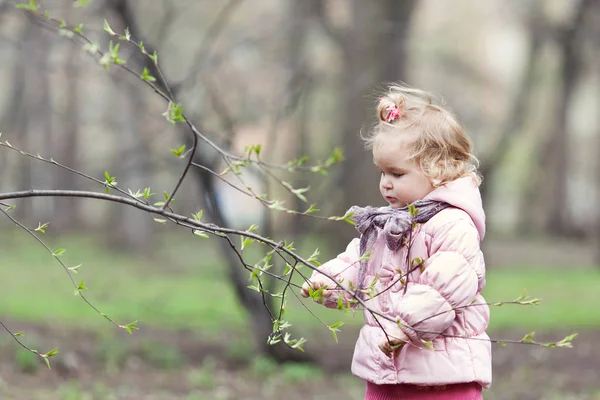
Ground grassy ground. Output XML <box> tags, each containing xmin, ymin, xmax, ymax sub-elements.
<box><xmin>0</xmin><ymin>230</ymin><xmax>599</xmax><ymax>399</ymax></box>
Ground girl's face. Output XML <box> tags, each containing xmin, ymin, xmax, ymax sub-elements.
<box><xmin>373</xmin><ymin>131</ymin><xmax>434</xmax><ymax>208</ymax></box>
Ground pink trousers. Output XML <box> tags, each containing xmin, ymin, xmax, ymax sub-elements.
<box><xmin>365</xmin><ymin>382</ymin><xmax>483</xmax><ymax>400</ymax></box>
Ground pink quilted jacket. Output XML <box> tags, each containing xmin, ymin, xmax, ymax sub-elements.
<box><xmin>310</xmin><ymin>177</ymin><xmax>492</xmax><ymax>387</ymax></box>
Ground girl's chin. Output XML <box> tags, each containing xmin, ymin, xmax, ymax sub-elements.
<box><xmin>384</xmin><ymin>197</ymin><xmax>398</xmax><ymax>207</ymax></box>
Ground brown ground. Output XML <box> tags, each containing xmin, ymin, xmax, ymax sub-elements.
<box><xmin>0</xmin><ymin>320</ymin><xmax>598</xmax><ymax>400</ymax></box>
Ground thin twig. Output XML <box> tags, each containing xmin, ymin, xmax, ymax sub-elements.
<box><xmin>0</xmin><ymin>320</ymin><xmax>46</xmax><ymax>361</ymax></box>
<box><xmin>162</xmin><ymin>132</ymin><xmax>197</xmax><ymax>210</ymax></box>
<box><xmin>0</xmin><ymin>207</ymin><xmax>120</xmax><ymax>328</ymax></box>
<box><xmin>0</xmin><ymin>141</ymin><xmax>146</xmax><ymax>205</ymax></box>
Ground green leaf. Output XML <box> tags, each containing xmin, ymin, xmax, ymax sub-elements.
<box><xmin>120</xmin><ymin>321</ymin><xmax>139</xmax><ymax>334</ymax></box>
<box><xmin>407</xmin><ymin>203</ymin><xmax>418</xmax><ymax>218</ymax></box>
<box><xmin>34</xmin><ymin>222</ymin><xmax>49</xmax><ymax>233</ymax></box>
<box><xmin>74</xmin><ymin>24</ymin><xmax>83</xmax><ymax>34</ymax></box>
<box><xmin>268</xmin><ymin>200</ymin><xmax>286</xmax><ymax>211</ymax></box>
<box><xmin>15</xmin><ymin>0</ymin><xmax>38</xmax><ymax>11</ymax></box>
<box><xmin>421</xmin><ymin>340</ymin><xmax>434</xmax><ymax>350</ymax></box>
<box><xmin>77</xmin><ymin>280</ymin><xmax>87</xmax><ymax>292</ymax></box>
<box><xmin>325</xmin><ymin>147</ymin><xmax>344</xmax><ymax>167</ymax></box>
<box><xmin>169</xmin><ymin>144</ymin><xmax>186</xmax><ymax>157</ymax></box>
<box><xmin>192</xmin><ymin>210</ymin><xmax>203</xmax><ymax>222</ymax></box>
<box><xmin>556</xmin><ymin>333</ymin><xmax>578</xmax><ymax>348</ymax></box>
<box><xmin>68</xmin><ymin>264</ymin><xmax>82</xmax><ymax>274</ymax></box>
<box><xmin>521</xmin><ymin>297</ymin><xmax>542</xmax><ymax>306</ymax></box>
<box><xmin>103</xmin><ymin>172</ymin><xmax>117</xmax><ymax>193</ymax></box>
<box><xmin>59</xmin><ymin>29</ymin><xmax>75</xmax><ymax>38</ymax></box>
<box><xmin>308</xmin><ymin>286</ymin><xmax>326</xmax><ymax>303</ymax></box>
<box><xmin>83</xmin><ymin>42</ymin><xmax>99</xmax><ymax>55</ymax></box>
<box><xmin>520</xmin><ymin>331</ymin><xmax>536</xmax><ymax>344</ymax></box>
<box><xmin>149</xmin><ymin>51</ymin><xmax>158</xmax><ymax>64</ymax></box>
<box><xmin>246</xmin><ymin>224</ymin><xmax>258</xmax><ymax>233</ymax></box>
<box><xmin>240</xmin><ymin>237</ymin><xmax>254</xmax><ymax>250</ymax></box>
<box><xmin>307</xmin><ymin>248</ymin><xmax>320</xmax><ymax>264</ymax></box>
<box><xmin>45</xmin><ymin>348</ymin><xmax>59</xmax><ymax>358</ymax></box>
<box><xmin>193</xmin><ymin>230</ymin><xmax>209</xmax><ymax>238</ymax></box>
<box><xmin>303</xmin><ymin>203</ymin><xmax>320</xmax><ymax>215</ymax></box>
<box><xmin>108</xmin><ymin>41</ymin><xmax>126</xmax><ymax>65</ymax></box>
<box><xmin>139</xmin><ymin>41</ymin><xmax>145</xmax><ymax>53</ymax></box>
<box><xmin>283</xmin><ymin>333</ymin><xmax>306</xmax><ymax>352</ymax></box>
<box><xmin>328</xmin><ymin>209</ymin><xmax>355</xmax><ymax>225</ymax></box>
<box><xmin>328</xmin><ymin>321</ymin><xmax>345</xmax><ymax>343</ymax></box>
<box><xmin>141</xmin><ymin>67</ymin><xmax>156</xmax><ymax>82</ymax></box>
<box><xmin>359</xmin><ymin>250</ymin><xmax>373</xmax><ymax>262</ymax></box>
<box><xmin>52</xmin><ymin>248</ymin><xmax>66</xmax><ymax>257</ymax></box>
<box><xmin>73</xmin><ymin>0</ymin><xmax>90</xmax><ymax>7</ymax></box>
<box><xmin>99</xmin><ymin>52</ymin><xmax>111</xmax><ymax>70</ymax></box>
<box><xmin>281</xmin><ymin>181</ymin><xmax>309</xmax><ymax>202</ymax></box>
<box><xmin>162</xmin><ymin>102</ymin><xmax>185</xmax><ymax>125</ymax></box>
<box><xmin>14</xmin><ymin>331</ymin><xmax>23</xmax><ymax>337</ymax></box>
<box><xmin>128</xmin><ymin>189</ymin><xmax>143</xmax><ymax>198</ymax></box>
<box><xmin>103</xmin><ymin>19</ymin><xmax>115</xmax><ymax>35</ymax></box>
<box><xmin>121</xmin><ymin>27</ymin><xmax>131</xmax><ymax>41</ymax></box>
<box><xmin>245</xmin><ymin>144</ymin><xmax>262</xmax><ymax>158</ymax></box>
<box><xmin>247</xmin><ymin>285</ymin><xmax>265</xmax><ymax>293</ymax></box>
<box><xmin>41</xmin><ymin>349</ymin><xmax>58</xmax><ymax>370</ymax></box>
<box><xmin>153</xmin><ymin>218</ymin><xmax>167</xmax><ymax>224</ymax></box>
<box><xmin>287</xmin><ymin>156</ymin><xmax>309</xmax><ymax>171</ymax></box>
<box><xmin>329</xmin><ymin>321</ymin><xmax>344</xmax><ymax>330</ymax></box>
<box><xmin>143</xmin><ymin>187</ymin><xmax>155</xmax><ymax>200</ymax></box>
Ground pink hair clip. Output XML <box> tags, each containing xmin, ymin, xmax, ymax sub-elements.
<box><xmin>383</xmin><ymin>104</ymin><xmax>401</xmax><ymax>123</ymax></box>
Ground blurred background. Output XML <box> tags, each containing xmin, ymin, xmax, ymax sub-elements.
<box><xmin>1</xmin><ymin>0</ymin><xmax>600</xmax><ymax>399</ymax></box>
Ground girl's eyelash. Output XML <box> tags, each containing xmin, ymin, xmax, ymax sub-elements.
<box><xmin>380</xmin><ymin>170</ymin><xmax>403</xmax><ymax>178</ymax></box>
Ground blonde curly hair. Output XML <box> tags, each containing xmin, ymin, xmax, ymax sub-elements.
<box><xmin>364</xmin><ymin>85</ymin><xmax>481</xmax><ymax>187</ymax></box>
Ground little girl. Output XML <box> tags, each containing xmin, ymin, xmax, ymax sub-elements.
<box><xmin>301</xmin><ymin>85</ymin><xmax>491</xmax><ymax>399</ymax></box>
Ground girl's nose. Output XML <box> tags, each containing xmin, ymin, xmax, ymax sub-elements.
<box><xmin>381</xmin><ymin>176</ymin><xmax>392</xmax><ymax>189</ymax></box>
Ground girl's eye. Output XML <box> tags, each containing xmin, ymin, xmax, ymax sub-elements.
<box><xmin>392</xmin><ymin>173</ymin><xmax>403</xmax><ymax>178</ymax></box>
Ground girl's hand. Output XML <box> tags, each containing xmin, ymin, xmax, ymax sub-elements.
<box><xmin>300</xmin><ymin>280</ymin><xmax>332</xmax><ymax>302</ymax></box>
<box><xmin>378</xmin><ymin>327</ymin><xmax>409</xmax><ymax>358</ymax></box>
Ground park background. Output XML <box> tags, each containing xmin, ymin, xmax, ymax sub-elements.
<box><xmin>1</xmin><ymin>0</ymin><xmax>600</xmax><ymax>399</ymax></box>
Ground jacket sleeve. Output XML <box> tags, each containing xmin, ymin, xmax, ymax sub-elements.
<box><xmin>308</xmin><ymin>238</ymin><xmax>362</xmax><ymax>309</ymax></box>
<box><xmin>394</xmin><ymin>218</ymin><xmax>485</xmax><ymax>342</ymax></box>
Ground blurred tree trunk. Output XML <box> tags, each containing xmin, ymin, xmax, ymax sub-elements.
<box><xmin>311</xmin><ymin>0</ymin><xmax>419</xmax><ymax>248</ymax></box>
<box><xmin>480</xmin><ymin>10</ymin><xmax>544</xmax><ymax>216</ymax></box>
<box><xmin>24</xmin><ymin>22</ymin><xmax>54</xmax><ymax>224</ymax></box>
<box><xmin>107</xmin><ymin>82</ymin><xmax>154</xmax><ymax>252</ymax></box>
<box><xmin>338</xmin><ymin>0</ymin><xmax>418</xmax><ymax>211</ymax></box>
<box><xmin>52</xmin><ymin>41</ymin><xmax>81</xmax><ymax>233</ymax></box>
<box><xmin>107</xmin><ymin>0</ymin><xmax>312</xmax><ymax>363</ymax></box>
<box><xmin>592</xmin><ymin>1</ymin><xmax>600</xmax><ymax>266</ymax></box>
<box><xmin>7</xmin><ymin>24</ymin><xmax>31</xmax><ymax>220</ymax></box>
<box><xmin>542</xmin><ymin>0</ymin><xmax>592</xmax><ymax>237</ymax></box>
<box><xmin>286</xmin><ymin>0</ymin><xmax>311</xmax><ymax>234</ymax></box>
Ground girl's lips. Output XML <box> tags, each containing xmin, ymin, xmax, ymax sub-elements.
<box><xmin>385</xmin><ymin>196</ymin><xmax>396</xmax><ymax>202</ymax></box>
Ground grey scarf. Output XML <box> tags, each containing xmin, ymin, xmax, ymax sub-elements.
<box><xmin>349</xmin><ymin>200</ymin><xmax>450</xmax><ymax>297</ymax></box>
